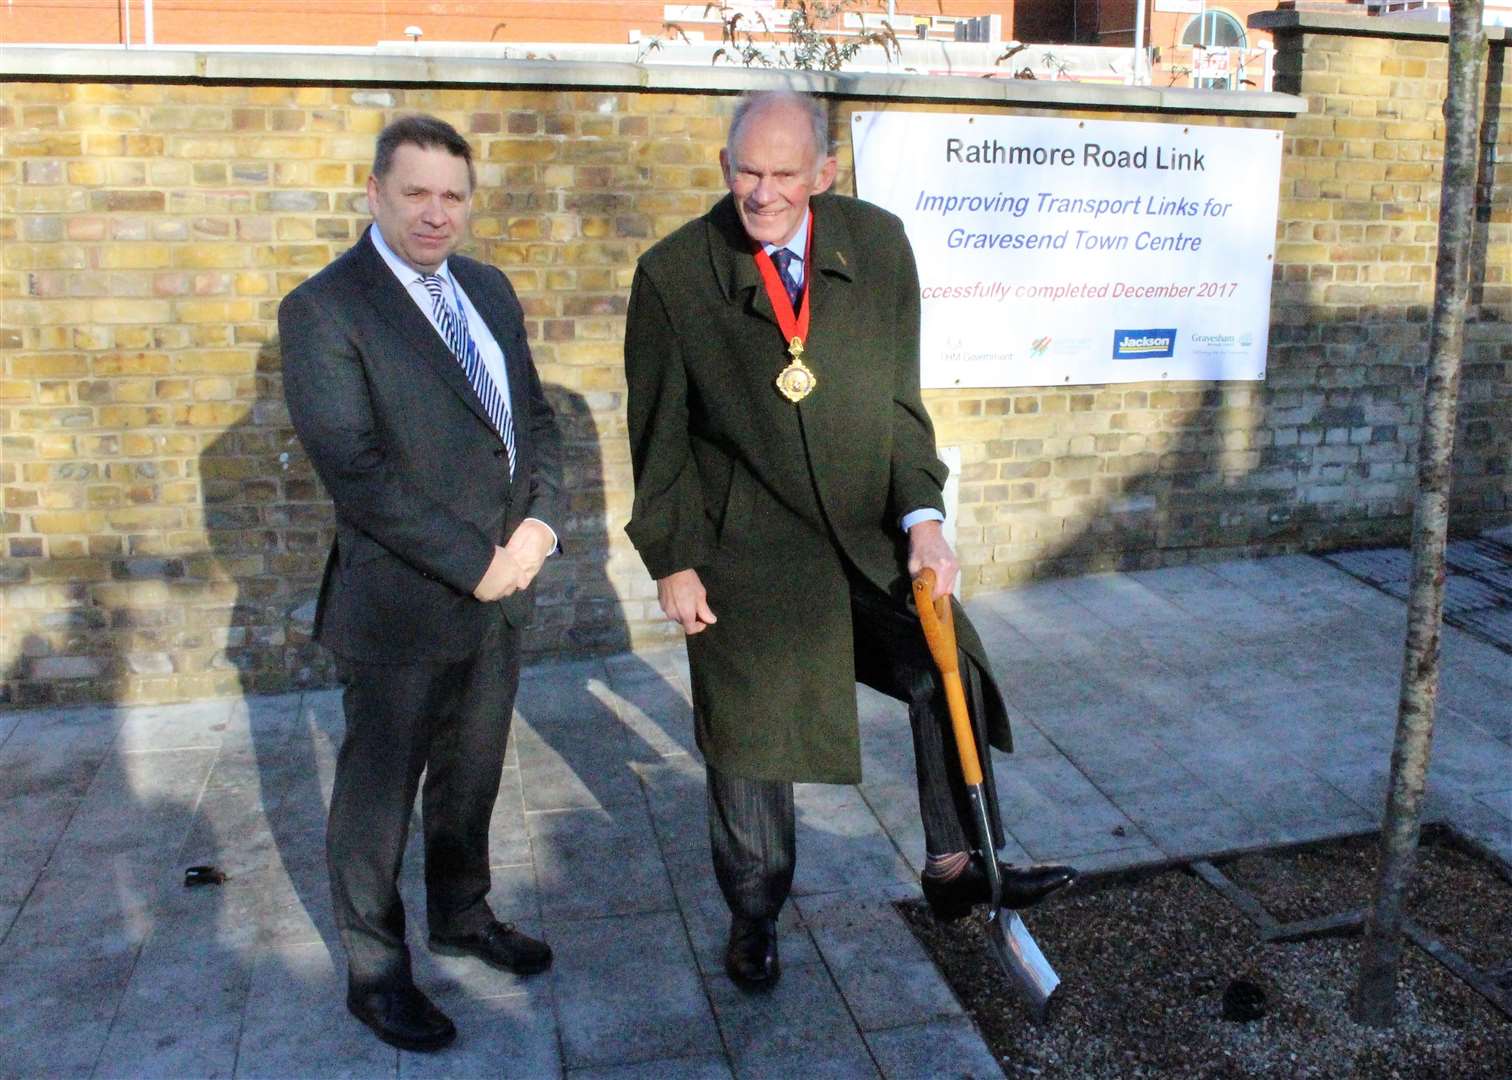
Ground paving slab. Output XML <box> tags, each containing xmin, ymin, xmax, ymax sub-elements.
<box><xmin>513</xmin><ymin>710</ymin><xmax>654</xmax><ymax>813</ymax></box>
<box><xmin>0</xmin><ymin>790</ymin><xmax>83</xmax><ymax>904</ymax></box>
<box><xmin>398</xmin><ymin>986</ymin><xmax>560</xmax><ymax>1080</ymax></box>
<box><xmin>0</xmin><ymin>952</ymin><xmax>134</xmax><ymax>1080</ymax></box>
<box><xmin>488</xmin><ymin>763</ymin><xmax>535</xmax><ymax>868</ymax></box>
<box><xmin>796</xmin><ymin>890</ymin><xmax>963</xmax><ymax>1033</ymax></box>
<box><xmin>0</xmin><ymin>707</ymin><xmax>122</xmax><ymax>800</ymax></box>
<box><xmin>1</xmin><ymin>852</ymin><xmax>167</xmax><ymax>965</ymax></box>
<box><xmin>706</xmin><ymin>961</ymin><xmax>879</xmax><ymax>1079</ymax></box>
<box><xmin>113</xmin><ymin>698</ymin><xmax>238</xmax><ymax>754</ymax></box>
<box><xmin>236</xmin><ymin>942</ymin><xmax>398</xmax><ymax>1079</ymax></box>
<box><xmin>568</xmin><ymin>1055</ymin><xmax>733</xmax><ymax>1080</ymax></box>
<box><xmin>791</xmin><ymin>784</ymin><xmax>918</xmax><ymax>897</ymax></box>
<box><xmin>1115</xmin><ymin>785</ymin><xmax>1269</xmax><ymax>861</ymax></box>
<box><xmin>633</xmin><ymin>753</ymin><xmax>710</xmax><ymax>855</ymax></box>
<box><xmin>662</xmin><ymin>844</ymin><xmax>821</xmax><ymax>977</ymax></box>
<box><xmin>528</xmin><ymin>803</ymin><xmax>675</xmax><ymax>922</ymax></box>
<box><xmin>95</xmin><ymin>934</ymin><xmax>252</xmax><ymax>1080</ymax></box>
<box><xmin>1</xmin><ymin>551</ymin><xmax>1508</xmax><ymax>1079</ymax></box>
<box><xmin>546</xmin><ymin>910</ymin><xmax>720</xmax><ymax>1071</ymax></box>
<box><xmin>600</xmin><ymin>659</ymin><xmax>699</xmax><ymax>760</ymax></box>
<box><xmin>864</xmin><ymin>1015</ymin><xmax>1004</xmax><ymax>1080</ymax></box>
<box><xmin>989</xmin><ymin>752</ymin><xmax>1137</xmax><ymax>858</ymax></box>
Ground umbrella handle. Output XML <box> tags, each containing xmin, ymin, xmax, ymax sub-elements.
<box><xmin>912</xmin><ymin>569</ymin><xmax>984</xmax><ymax>787</ymax></box>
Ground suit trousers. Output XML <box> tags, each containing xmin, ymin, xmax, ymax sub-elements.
<box><xmin>706</xmin><ymin>582</ymin><xmax>978</xmax><ymax>921</ymax></box>
<box><xmin>326</xmin><ymin>613</ymin><xmax>520</xmax><ymax>991</ymax></box>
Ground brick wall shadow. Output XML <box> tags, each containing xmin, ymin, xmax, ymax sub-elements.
<box><xmin>1005</xmin><ymin>303</ymin><xmax>1509</xmax><ymax>587</ymax></box>
<box><xmin>518</xmin><ymin>385</ymin><xmax>699</xmax><ymax>813</ymax></box>
<box><xmin>526</xmin><ymin>385</ymin><xmax>637</xmax><ymax>657</ymax></box>
<box><xmin>1</xmin><ymin>589</ymin><xmax>121</xmax><ymax>707</ymax></box>
<box><xmin>198</xmin><ymin>333</ymin><xmax>338</xmax><ymax>958</ymax></box>
<box><xmin>1470</xmin><ymin>44</ymin><xmax>1505</xmax><ymax>308</ymax></box>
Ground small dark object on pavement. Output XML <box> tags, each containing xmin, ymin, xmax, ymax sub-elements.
<box><xmin>183</xmin><ymin>865</ymin><xmax>226</xmax><ymax>887</ymax></box>
<box><xmin>1220</xmin><ymin>978</ymin><xmax>1266</xmax><ymax>1021</ymax></box>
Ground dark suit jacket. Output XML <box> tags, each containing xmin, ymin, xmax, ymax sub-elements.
<box><xmin>624</xmin><ymin>193</ymin><xmax>1009</xmax><ymax>784</ymax></box>
<box><xmin>279</xmin><ymin>227</ymin><xmax>563</xmax><ymax>664</ymax></box>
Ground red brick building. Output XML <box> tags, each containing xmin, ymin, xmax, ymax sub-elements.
<box><xmin>1</xmin><ymin>0</ymin><xmax>1023</xmax><ymax>48</ymax></box>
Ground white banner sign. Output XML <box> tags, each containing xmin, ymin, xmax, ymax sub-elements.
<box><xmin>852</xmin><ymin>111</ymin><xmax>1282</xmax><ymax>388</ymax></box>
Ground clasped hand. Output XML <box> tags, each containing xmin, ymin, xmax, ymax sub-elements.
<box><xmin>472</xmin><ymin>519</ymin><xmax>555</xmax><ymax>602</ymax></box>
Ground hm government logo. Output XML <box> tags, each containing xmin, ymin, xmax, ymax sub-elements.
<box><xmin>1112</xmin><ymin>328</ymin><xmax>1176</xmax><ymax>360</ymax></box>
<box><xmin>1029</xmin><ymin>336</ymin><xmax>1052</xmax><ymax>358</ymax></box>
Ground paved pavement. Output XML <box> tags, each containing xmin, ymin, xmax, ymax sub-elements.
<box><xmin>2</xmin><ymin>549</ymin><xmax>1509</xmax><ymax>1079</ymax></box>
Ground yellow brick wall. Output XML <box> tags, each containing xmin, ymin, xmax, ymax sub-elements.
<box><xmin>1</xmin><ymin>31</ymin><xmax>1509</xmax><ymax>706</ymax></box>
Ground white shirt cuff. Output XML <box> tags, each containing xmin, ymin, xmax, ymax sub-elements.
<box><xmin>523</xmin><ymin>517</ymin><xmax>560</xmax><ymax>555</ymax></box>
<box><xmin>900</xmin><ymin>508</ymin><xmax>944</xmax><ymax>532</ymax></box>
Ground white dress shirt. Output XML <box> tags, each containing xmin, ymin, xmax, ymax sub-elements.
<box><xmin>368</xmin><ymin>227</ymin><xmax>558</xmax><ymax>553</ymax></box>
<box><xmin>369</xmin><ymin>226</ymin><xmax>514</xmax><ymax>421</ymax></box>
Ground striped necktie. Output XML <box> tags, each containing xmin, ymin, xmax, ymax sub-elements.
<box><xmin>771</xmin><ymin>248</ymin><xmax>802</xmax><ymax>310</ymax></box>
<box><xmin>419</xmin><ymin>273</ymin><xmax>514</xmax><ymax>477</ymax></box>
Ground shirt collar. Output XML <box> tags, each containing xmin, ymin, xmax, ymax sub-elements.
<box><xmin>369</xmin><ymin>223</ymin><xmax>452</xmax><ymax>285</ymax></box>
<box><xmin>761</xmin><ymin>210</ymin><xmax>810</xmax><ymax>263</ymax></box>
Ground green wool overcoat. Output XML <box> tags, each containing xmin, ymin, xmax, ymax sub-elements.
<box><xmin>623</xmin><ymin>192</ymin><xmax>1012</xmax><ymax>786</ymax></box>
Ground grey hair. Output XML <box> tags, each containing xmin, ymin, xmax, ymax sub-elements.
<box><xmin>726</xmin><ymin>91</ymin><xmax>832</xmax><ymax>167</ymax></box>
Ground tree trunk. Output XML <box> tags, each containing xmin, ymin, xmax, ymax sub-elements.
<box><xmin>1352</xmin><ymin>0</ymin><xmax>1487</xmax><ymax>1028</ymax></box>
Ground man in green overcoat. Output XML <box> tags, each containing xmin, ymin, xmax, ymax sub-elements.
<box><xmin>623</xmin><ymin>90</ymin><xmax>1076</xmax><ymax>991</ymax></box>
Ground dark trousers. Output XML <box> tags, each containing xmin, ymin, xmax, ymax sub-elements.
<box><xmin>326</xmin><ymin>616</ymin><xmax>520</xmax><ymax>991</ymax></box>
<box><xmin>706</xmin><ymin>582</ymin><xmax>976</xmax><ymax>921</ymax></box>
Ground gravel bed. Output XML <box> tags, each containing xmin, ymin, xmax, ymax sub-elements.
<box><xmin>900</xmin><ymin>841</ymin><xmax>1512</xmax><ymax>1079</ymax></box>
<box><xmin>1224</xmin><ymin>832</ymin><xmax>1512</xmax><ymax>971</ymax></box>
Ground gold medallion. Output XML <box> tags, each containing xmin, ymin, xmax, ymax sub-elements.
<box><xmin>775</xmin><ymin>336</ymin><xmax>817</xmax><ymax>404</ymax></box>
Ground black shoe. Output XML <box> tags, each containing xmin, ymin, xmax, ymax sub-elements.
<box><xmin>346</xmin><ymin>982</ymin><xmax>456</xmax><ymax>1053</ymax></box>
<box><xmin>725</xmin><ymin>915</ymin><xmax>780</xmax><ymax>991</ymax></box>
<box><xmin>922</xmin><ymin>858</ymin><xmax>1078</xmax><ymax>920</ymax></box>
<box><xmin>429</xmin><ymin>920</ymin><xmax>553</xmax><ymax>976</ymax></box>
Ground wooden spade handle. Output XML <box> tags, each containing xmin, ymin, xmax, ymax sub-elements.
<box><xmin>912</xmin><ymin>569</ymin><xmax>983</xmax><ymax>786</ymax></box>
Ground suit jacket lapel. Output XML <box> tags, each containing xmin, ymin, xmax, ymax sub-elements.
<box><xmin>348</xmin><ymin>227</ymin><xmax>500</xmax><ymax>437</ymax></box>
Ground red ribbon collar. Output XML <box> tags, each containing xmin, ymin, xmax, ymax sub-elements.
<box><xmin>751</xmin><ymin>216</ymin><xmax>813</xmax><ymax>348</ymax></box>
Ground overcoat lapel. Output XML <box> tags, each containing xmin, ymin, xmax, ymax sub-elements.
<box><xmin>707</xmin><ymin>195</ymin><xmax>778</xmax><ymax>332</ymax></box>
<box><xmin>706</xmin><ymin>193</ymin><xmax>860</xmax><ymax>328</ymax></box>
<box><xmin>348</xmin><ymin>228</ymin><xmax>501</xmax><ymax>439</ymax></box>
<box><xmin>806</xmin><ymin>198</ymin><xmax>857</xmax><ymax>328</ymax></box>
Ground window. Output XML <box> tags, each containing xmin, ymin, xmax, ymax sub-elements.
<box><xmin>1181</xmin><ymin>11</ymin><xmax>1245</xmax><ymax>49</ymax></box>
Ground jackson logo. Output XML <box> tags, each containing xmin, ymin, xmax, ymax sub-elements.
<box><xmin>1112</xmin><ymin>328</ymin><xmax>1176</xmax><ymax>360</ymax></box>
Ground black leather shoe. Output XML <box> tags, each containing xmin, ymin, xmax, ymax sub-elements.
<box><xmin>725</xmin><ymin>915</ymin><xmax>780</xmax><ymax>991</ymax></box>
<box><xmin>429</xmin><ymin>920</ymin><xmax>553</xmax><ymax>975</ymax></box>
<box><xmin>922</xmin><ymin>858</ymin><xmax>1078</xmax><ymax>920</ymax></box>
<box><xmin>346</xmin><ymin>983</ymin><xmax>456</xmax><ymax>1053</ymax></box>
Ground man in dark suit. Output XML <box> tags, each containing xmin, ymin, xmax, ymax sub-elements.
<box><xmin>279</xmin><ymin>115</ymin><xmax>563</xmax><ymax>1051</ymax></box>
<box><xmin>623</xmin><ymin>91</ymin><xmax>1075</xmax><ymax>992</ymax></box>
